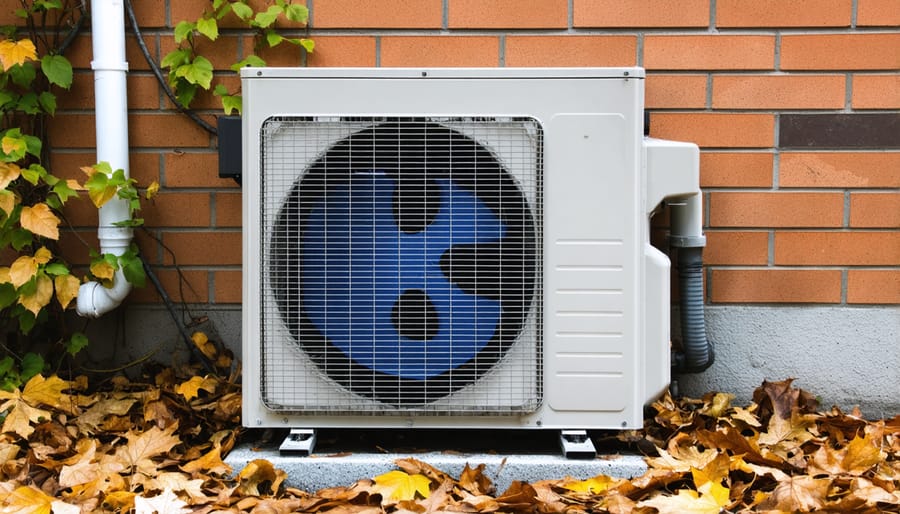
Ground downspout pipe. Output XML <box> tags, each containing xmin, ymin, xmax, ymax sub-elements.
<box><xmin>670</xmin><ymin>193</ymin><xmax>715</xmax><ymax>373</ymax></box>
<box><xmin>76</xmin><ymin>0</ymin><xmax>133</xmax><ymax>318</ymax></box>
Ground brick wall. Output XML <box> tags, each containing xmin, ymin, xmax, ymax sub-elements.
<box><xmin>47</xmin><ymin>0</ymin><xmax>899</xmax><ymax>307</ymax></box>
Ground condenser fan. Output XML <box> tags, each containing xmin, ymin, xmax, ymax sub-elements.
<box><xmin>270</xmin><ymin>120</ymin><xmax>538</xmax><ymax>405</ymax></box>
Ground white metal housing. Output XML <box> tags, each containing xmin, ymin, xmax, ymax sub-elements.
<box><xmin>241</xmin><ymin>68</ymin><xmax>700</xmax><ymax>430</ymax></box>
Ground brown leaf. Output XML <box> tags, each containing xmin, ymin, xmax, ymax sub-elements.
<box><xmin>115</xmin><ymin>424</ymin><xmax>181</xmax><ymax>477</ymax></box>
<box><xmin>181</xmin><ymin>445</ymin><xmax>233</xmax><ymax>476</ymax></box>
<box><xmin>458</xmin><ymin>463</ymin><xmax>493</xmax><ymax>495</ymax></box>
<box><xmin>2</xmin><ymin>485</ymin><xmax>53</xmax><ymax>514</ymax></box>
<box><xmin>237</xmin><ymin>459</ymin><xmax>280</xmax><ymax>496</ymax></box>
<box><xmin>759</xmin><ymin>475</ymin><xmax>829</xmax><ymax>512</ymax></box>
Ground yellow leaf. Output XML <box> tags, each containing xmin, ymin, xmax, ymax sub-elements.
<box><xmin>237</xmin><ymin>459</ymin><xmax>280</xmax><ymax>496</ymax></box>
<box><xmin>0</xmin><ymin>162</ymin><xmax>21</xmax><ymax>189</ymax></box>
<box><xmin>175</xmin><ymin>375</ymin><xmax>218</xmax><ymax>401</ymax></box>
<box><xmin>102</xmin><ymin>491</ymin><xmax>136</xmax><ymax>512</ymax></box>
<box><xmin>1</xmin><ymin>396</ymin><xmax>51</xmax><ymax>439</ymax></box>
<box><xmin>638</xmin><ymin>485</ymin><xmax>729</xmax><ymax>514</ymax></box>
<box><xmin>19</xmin><ymin>273</ymin><xmax>53</xmax><ymax>315</ymax></box>
<box><xmin>90</xmin><ymin>260</ymin><xmax>116</xmax><ymax>282</ymax></box>
<box><xmin>843</xmin><ymin>434</ymin><xmax>883</xmax><ymax>475</ymax></box>
<box><xmin>88</xmin><ymin>184</ymin><xmax>117</xmax><ymax>208</ymax></box>
<box><xmin>54</xmin><ymin>274</ymin><xmax>80</xmax><ymax>310</ymax></box>
<box><xmin>0</xmin><ymin>38</ymin><xmax>37</xmax><ymax>71</ymax></box>
<box><xmin>145</xmin><ymin>180</ymin><xmax>160</xmax><ymax>199</ymax></box>
<box><xmin>0</xmin><ymin>266</ymin><xmax>9</xmax><ymax>284</ymax></box>
<box><xmin>180</xmin><ymin>446</ymin><xmax>232</xmax><ymax>476</ymax></box>
<box><xmin>66</xmin><ymin>179</ymin><xmax>85</xmax><ymax>191</ymax></box>
<box><xmin>3</xmin><ymin>485</ymin><xmax>52</xmax><ymax>514</ymax></box>
<box><xmin>21</xmin><ymin>374</ymin><xmax>70</xmax><ymax>409</ymax></box>
<box><xmin>0</xmin><ymin>190</ymin><xmax>17</xmax><ymax>217</ymax></box>
<box><xmin>115</xmin><ymin>424</ymin><xmax>181</xmax><ymax>477</ymax></box>
<box><xmin>563</xmin><ymin>475</ymin><xmax>619</xmax><ymax>494</ymax></box>
<box><xmin>20</xmin><ymin>203</ymin><xmax>61</xmax><ymax>240</ymax></box>
<box><xmin>33</xmin><ymin>246</ymin><xmax>51</xmax><ymax>264</ymax></box>
<box><xmin>372</xmin><ymin>470</ymin><xmax>432</xmax><ymax>502</ymax></box>
<box><xmin>9</xmin><ymin>255</ymin><xmax>38</xmax><ymax>288</ymax></box>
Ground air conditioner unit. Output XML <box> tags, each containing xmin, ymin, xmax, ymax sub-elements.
<box><xmin>241</xmin><ymin>68</ymin><xmax>701</xmax><ymax>433</ymax></box>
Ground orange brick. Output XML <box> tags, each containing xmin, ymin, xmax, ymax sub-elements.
<box><xmin>130</xmin><ymin>269</ymin><xmax>209</xmax><ymax>304</ymax></box>
<box><xmin>381</xmin><ymin>37</ymin><xmax>499</xmax><ymax>67</ymax></box>
<box><xmin>130</xmin><ymin>0</ymin><xmax>167</xmax><ymax>27</ymax></box>
<box><xmin>213</xmin><ymin>270</ymin><xmax>243</xmax><ymax>303</ymax></box>
<box><xmin>700</xmin><ymin>152</ymin><xmax>774</xmax><ymax>187</ymax></box>
<box><xmin>130</xmin><ymin>153</ymin><xmax>163</xmax><ymax>188</ymax></box>
<box><xmin>847</xmin><ymin>270</ymin><xmax>900</xmax><ymax>304</ymax></box>
<box><xmin>215</xmin><ymin>192</ymin><xmax>242</xmax><ymax>228</ymax></box>
<box><xmin>48</xmin><ymin>114</ymin><xmax>95</xmax><ymax>148</ymax></box>
<box><xmin>450</xmin><ymin>0</ymin><xmax>567</xmax><ymax>28</ymax></box>
<box><xmin>644</xmin><ymin>35</ymin><xmax>775</xmax><ymax>70</ymax></box>
<box><xmin>780</xmin><ymin>152</ymin><xmax>900</xmax><ymax>188</ymax></box>
<box><xmin>307</xmin><ymin>36</ymin><xmax>377</xmax><ymax>67</ymax></box>
<box><xmin>704</xmin><ymin>231</ymin><xmax>769</xmax><ymax>265</ymax></box>
<box><xmin>313</xmin><ymin>0</ymin><xmax>442</xmax><ymax>28</ymax></box>
<box><xmin>857</xmin><ymin>0</ymin><xmax>900</xmax><ymax>26</ymax></box>
<box><xmin>66</xmin><ymin>35</ymin><xmax>157</xmax><ymax>71</ymax></box>
<box><xmin>171</xmin><ymin>0</ymin><xmax>309</xmax><ymax>30</ymax></box>
<box><xmin>162</xmin><ymin>231</ymin><xmax>242</xmax><ymax>265</ymax></box>
<box><xmin>165</xmin><ymin>152</ymin><xmax>239</xmax><ymax>189</ymax></box>
<box><xmin>781</xmin><ymin>34</ymin><xmax>900</xmax><ymax>70</ymax></box>
<box><xmin>645</xmin><ymin>74</ymin><xmax>707</xmax><ymax>109</ymax></box>
<box><xmin>852</xmin><ymin>74</ymin><xmax>900</xmax><ymax>109</ymax></box>
<box><xmin>717</xmin><ymin>0</ymin><xmax>852</xmax><ymax>27</ymax></box>
<box><xmin>249</xmin><ymin>36</ymin><xmax>305</xmax><ymax>68</ymax></box>
<box><xmin>650</xmin><ymin>113</ymin><xmax>775</xmax><ymax>148</ymax></box>
<box><xmin>775</xmin><ymin>231</ymin><xmax>900</xmax><ymax>265</ymax></box>
<box><xmin>711</xmin><ymin>269</ymin><xmax>842</xmax><ymax>303</ymax></box>
<box><xmin>505</xmin><ymin>36</ymin><xmax>637</xmax><ymax>67</ymax></box>
<box><xmin>574</xmin><ymin>0</ymin><xmax>708</xmax><ymax>27</ymax></box>
<box><xmin>160</xmin><ymin>35</ymin><xmax>241</xmax><ymax>71</ymax></box>
<box><xmin>850</xmin><ymin>192</ymin><xmax>900</xmax><ymax>228</ymax></box>
<box><xmin>712</xmin><ymin>74</ymin><xmax>845</xmax><ymax>109</ymax></box>
<box><xmin>142</xmin><ymin>192</ymin><xmax>212</xmax><ymax>228</ymax></box>
<box><xmin>130</xmin><ymin>114</ymin><xmax>212</xmax><ymax>148</ymax></box>
<box><xmin>61</xmin><ymin>193</ymin><xmax>97</xmax><ymax>228</ymax></box>
<box><xmin>709</xmin><ymin>192</ymin><xmax>844</xmax><ymax>228</ymax></box>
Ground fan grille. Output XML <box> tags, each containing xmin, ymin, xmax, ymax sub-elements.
<box><xmin>259</xmin><ymin>117</ymin><xmax>543</xmax><ymax>414</ymax></box>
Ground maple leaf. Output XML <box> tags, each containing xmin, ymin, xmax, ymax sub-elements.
<box><xmin>371</xmin><ymin>470</ymin><xmax>432</xmax><ymax>503</ymax></box>
<box><xmin>20</xmin><ymin>203</ymin><xmax>61</xmax><ymax>240</ymax></box>
<box><xmin>809</xmin><ymin>432</ymin><xmax>884</xmax><ymax>476</ymax></box>
<box><xmin>562</xmin><ymin>474</ymin><xmax>621</xmax><ymax>494</ymax></box>
<box><xmin>180</xmin><ymin>445</ymin><xmax>232</xmax><ymax>476</ymax></box>
<box><xmin>0</xmin><ymin>38</ymin><xmax>37</xmax><ymax>71</ymax></box>
<box><xmin>54</xmin><ymin>274</ymin><xmax>80</xmax><ymax>310</ymax></box>
<box><xmin>637</xmin><ymin>481</ymin><xmax>730</xmax><ymax>514</ymax></box>
<box><xmin>0</xmin><ymin>162</ymin><xmax>21</xmax><ymax>189</ymax></box>
<box><xmin>646</xmin><ymin>433</ymin><xmax>719</xmax><ymax>472</ymax></box>
<box><xmin>0</xmin><ymin>375</ymin><xmax>70</xmax><ymax>438</ymax></box>
<box><xmin>759</xmin><ymin>475</ymin><xmax>829</xmax><ymax>512</ymax></box>
<box><xmin>115</xmin><ymin>424</ymin><xmax>181</xmax><ymax>477</ymax></box>
<box><xmin>2</xmin><ymin>485</ymin><xmax>53</xmax><ymax>514</ymax></box>
<box><xmin>134</xmin><ymin>488</ymin><xmax>190</xmax><ymax>514</ymax></box>
<box><xmin>175</xmin><ymin>375</ymin><xmax>218</xmax><ymax>401</ymax></box>
<box><xmin>458</xmin><ymin>463</ymin><xmax>493</xmax><ymax>495</ymax></box>
<box><xmin>76</xmin><ymin>396</ymin><xmax>137</xmax><ymax>434</ymax></box>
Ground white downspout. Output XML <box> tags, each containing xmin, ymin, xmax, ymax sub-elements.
<box><xmin>76</xmin><ymin>0</ymin><xmax>133</xmax><ymax>318</ymax></box>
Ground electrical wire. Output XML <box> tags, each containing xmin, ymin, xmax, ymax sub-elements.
<box><xmin>122</xmin><ymin>0</ymin><xmax>218</xmax><ymax>136</ymax></box>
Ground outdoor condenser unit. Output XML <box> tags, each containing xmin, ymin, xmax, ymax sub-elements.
<box><xmin>241</xmin><ymin>68</ymin><xmax>702</xmax><ymax>436</ymax></box>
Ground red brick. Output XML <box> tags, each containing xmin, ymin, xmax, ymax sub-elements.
<box><xmin>130</xmin><ymin>0</ymin><xmax>167</xmax><ymax>28</ymax></box>
<box><xmin>129</xmin><ymin>114</ymin><xmax>212</xmax><ymax>148</ymax></box>
<box><xmin>381</xmin><ymin>37</ymin><xmax>499</xmax><ymax>67</ymax></box>
<box><xmin>646</xmin><ymin>74</ymin><xmax>707</xmax><ymax>109</ymax></box>
<box><xmin>450</xmin><ymin>0</ymin><xmax>567</xmax><ymax>28</ymax></box>
<box><xmin>781</xmin><ymin>34</ymin><xmax>900</xmax><ymax>70</ymax></box>
<box><xmin>505</xmin><ymin>36</ymin><xmax>637</xmax><ymax>67</ymax></box>
<box><xmin>857</xmin><ymin>0</ymin><xmax>900</xmax><ymax>26</ymax></box>
<box><xmin>164</xmin><ymin>152</ymin><xmax>239</xmax><ymax>189</ymax></box>
<box><xmin>704</xmin><ymin>231</ymin><xmax>769</xmax><ymax>265</ymax></box>
<box><xmin>130</xmin><ymin>269</ymin><xmax>208</xmax><ymax>304</ymax></box>
<box><xmin>61</xmin><ymin>193</ymin><xmax>97</xmax><ymax>228</ymax></box>
<box><xmin>215</xmin><ymin>192</ymin><xmax>242</xmax><ymax>228</ymax></box>
<box><xmin>775</xmin><ymin>231</ymin><xmax>900</xmax><ymax>265</ymax></box>
<box><xmin>66</xmin><ymin>35</ymin><xmax>157</xmax><ymax>71</ymax></box>
<box><xmin>711</xmin><ymin>269</ymin><xmax>842</xmax><ymax>303</ymax></box>
<box><xmin>58</xmin><ymin>231</ymin><xmax>99</xmax><ymax>266</ymax></box>
<box><xmin>574</xmin><ymin>0</ymin><xmax>708</xmax><ymax>27</ymax></box>
<box><xmin>161</xmin><ymin>231</ymin><xmax>242</xmax><ymax>265</ymax></box>
<box><xmin>307</xmin><ymin>36</ymin><xmax>377</xmax><ymax>67</ymax></box>
<box><xmin>852</xmin><ymin>74</ymin><xmax>900</xmax><ymax>109</ymax></box>
<box><xmin>717</xmin><ymin>0</ymin><xmax>852</xmax><ymax>27</ymax></box>
<box><xmin>712</xmin><ymin>74</ymin><xmax>845</xmax><ymax>109</ymax></box>
<box><xmin>213</xmin><ymin>270</ymin><xmax>242</xmax><ymax>303</ymax></box>
<box><xmin>847</xmin><ymin>270</ymin><xmax>900</xmax><ymax>304</ymax></box>
<box><xmin>48</xmin><ymin>114</ymin><xmax>95</xmax><ymax>148</ymax></box>
<box><xmin>850</xmin><ymin>192</ymin><xmax>900</xmax><ymax>228</ymax></box>
<box><xmin>700</xmin><ymin>152</ymin><xmax>774</xmax><ymax>187</ymax></box>
<box><xmin>313</xmin><ymin>0</ymin><xmax>442</xmax><ymax>28</ymax></box>
<box><xmin>644</xmin><ymin>35</ymin><xmax>775</xmax><ymax>70</ymax></box>
<box><xmin>780</xmin><ymin>152</ymin><xmax>900</xmax><ymax>188</ymax></box>
<box><xmin>142</xmin><ymin>192</ymin><xmax>211</xmax><ymax>228</ymax></box>
<box><xmin>709</xmin><ymin>192</ymin><xmax>844</xmax><ymax>228</ymax></box>
<box><xmin>650</xmin><ymin>113</ymin><xmax>775</xmax><ymax>148</ymax></box>
<box><xmin>59</xmin><ymin>74</ymin><xmax>161</xmax><ymax>110</ymax></box>
<box><xmin>129</xmin><ymin>153</ymin><xmax>163</xmax><ymax>189</ymax></box>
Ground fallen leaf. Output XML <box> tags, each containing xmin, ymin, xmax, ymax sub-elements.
<box><xmin>2</xmin><ymin>485</ymin><xmax>53</xmax><ymax>514</ymax></box>
<box><xmin>134</xmin><ymin>488</ymin><xmax>190</xmax><ymax>514</ymax></box>
<box><xmin>759</xmin><ymin>475</ymin><xmax>829</xmax><ymax>512</ymax></box>
<box><xmin>175</xmin><ymin>375</ymin><xmax>218</xmax><ymax>401</ymax></box>
<box><xmin>371</xmin><ymin>470</ymin><xmax>432</xmax><ymax>503</ymax></box>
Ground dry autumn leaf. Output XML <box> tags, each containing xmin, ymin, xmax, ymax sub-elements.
<box><xmin>371</xmin><ymin>470</ymin><xmax>432</xmax><ymax>503</ymax></box>
<box><xmin>175</xmin><ymin>375</ymin><xmax>218</xmax><ymax>401</ymax></box>
<box><xmin>19</xmin><ymin>203</ymin><xmax>61</xmax><ymax>240</ymax></box>
<box><xmin>0</xmin><ymin>162</ymin><xmax>21</xmax><ymax>189</ymax></box>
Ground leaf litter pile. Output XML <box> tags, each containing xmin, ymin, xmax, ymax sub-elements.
<box><xmin>0</xmin><ymin>343</ymin><xmax>897</xmax><ymax>513</ymax></box>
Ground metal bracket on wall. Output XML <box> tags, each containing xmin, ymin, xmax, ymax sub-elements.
<box><xmin>559</xmin><ymin>430</ymin><xmax>597</xmax><ymax>459</ymax></box>
<box><xmin>279</xmin><ymin>429</ymin><xmax>317</xmax><ymax>456</ymax></box>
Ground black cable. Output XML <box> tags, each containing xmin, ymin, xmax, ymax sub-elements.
<box><xmin>142</xmin><ymin>256</ymin><xmax>216</xmax><ymax>374</ymax></box>
<box><xmin>58</xmin><ymin>1</ymin><xmax>88</xmax><ymax>55</ymax></box>
<box><xmin>122</xmin><ymin>0</ymin><xmax>218</xmax><ymax>136</ymax></box>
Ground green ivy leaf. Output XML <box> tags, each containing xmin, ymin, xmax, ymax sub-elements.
<box><xmin>16</xmin><ymin>92</ymin><xmax>39</xmax><ymax>114</ymax></box>
<box><xmin>0</xmin><ymin>283</ymin><xmax>16</xmax><ymax>309</ymax></box>
<box><xmin>231</xmin><ymin>1</ymin><xmax>253</xmax><ymax>20</ymax></box>
<box><xmin>0</xmin><ymin>90</ymin><xmax>14</xmax><ymax>108</ymax></box>
<box><xmin>10</xmin><ymin>228</ymin><xmax>32</xmax><ymax>251</ymax></box>
<box><xmin>230</xmin><ymin>54</ymin><xmax>266</xmax><ymax>71</ymax></box>
<box><xmin>24</xmin><ymin>136</ymin><xmax>41</xmax><ymax>159</ymax></box>
<box><xmin>196</xmin><ymin>17</ymin><xmax>219</xmax><ymax>41</ymax></box>
<box><xmin>220</xmin><ymin>93</ymin><xmax>242</xmax><ymax>115</ymax></box>
<box><xmin>38</xmin><ymin>91</ymin><xmax>56</xmax><ymax>115</ymax></box>
<box><xmin>43</xmin><ymin>262</ymin><xmax>68</xmax><ymax>276</ymax></box>
<box><xmin>66</xmin><ymin>332</ymin><xmax>89</xmax><ymax>356</ymax></box>
<box><xmin>19</xmin><ymin>352</ymin><xmax>44</xmax><ymax>380</ymax></box>
<box><xmin>162</xmin><ymin>48</ymin><xmax>191</xmax><ymax>69</ymax></box>
<box><xmin>252</xmin><ymin>5</ymin><xmax>282</xmax><ymax>28</ymax></box>
<box><xmin>20</xmin><ymin>164</ymin><xmax>42</xmax><ymax>185</ymax></box>
<box><xmin>265</xmin><ymin>30</ymin><xmax>283</xmax><ymax>48</ymax></box>
<box><xmin>175</xmin><ymin>56</ymin><xmax>213</xmax><ymax>89</ymax></box>
<box><xmin>120</xmin><ymin>247</ymin><xmax>145</xmax><ymax>288</ymax></box>
<box><xmin>174</xmin><ymin>80</ymin><xmax>198</xmax><ymax>108</ymax></box>
<box><xmin>9</xmin><ymin>62</ymin><xmax>35</xmax><ymax>88</ymax></box>
<box><xmin>299</xmin><ymin>38</ymin><xmax>315</xmax><ymax>53</ymax></box>
<box><xmin>284</xmin><ymin>3</ymin><xmax>309</xmax><ymax>23</ymax></box>
<box><xmin>40</xmin><ymin>54</ymin><xmax>73</xmax><ymax>89</ymax></box>
<box><xmin>52</xmin><ymin>179</ymin><xmax>79</xmax><ymax>204</ymax></box>
<box><xmin>173</xmin><ymin>20</ymin><xmax>196</xmax><ymax>44</ymax></box>
<box><xmin>113</xmin><ymin>218</ymin><xmax>144</xmax><ymax>227</ymax></box>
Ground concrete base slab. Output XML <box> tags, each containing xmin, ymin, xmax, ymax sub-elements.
<box><xmin>225</xmin><ymin>444</ymin><xmax>648</xmax><ymax>493</ymax></box>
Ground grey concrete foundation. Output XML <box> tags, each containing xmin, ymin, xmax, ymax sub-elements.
<box><xmin>224</xmin><ymin>444</ymin><xmax>648</xmax><ymax>493</ymax></box>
